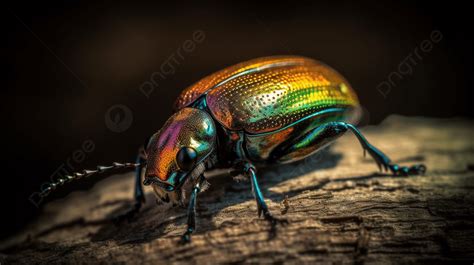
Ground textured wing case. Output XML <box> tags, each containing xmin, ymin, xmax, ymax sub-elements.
<box><xmin>174</xmin><ymin>56</ymin><xmax>311</xmax><ymax>110</ymax></box>
<box><xmin>175</xmin><ymin>56</ymin><xmax>359</xmax><ymax>134</ymax></box>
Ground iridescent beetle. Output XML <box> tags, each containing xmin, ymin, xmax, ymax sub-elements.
<box><xmin>39</xmin><ymin>56</ymin><xmax>426</xmax><ymax>243</ymax></box>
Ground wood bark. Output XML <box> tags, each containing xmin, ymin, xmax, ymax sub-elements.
<box><xmin>1</xmin><ymin>116</ymin><xmax>473</xmax><ymax>264</ymax></box>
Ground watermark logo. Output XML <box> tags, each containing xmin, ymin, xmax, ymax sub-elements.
<box><xmin>29</xmin><ymin>139</ymin><xmax>95</xmax><ymax>208</ymax></box>
<box><xmin>139</xmin><ymin>30</ymin><xmax>206</xmax><ymax>98</ymax></box>
<box><xmin>105</xmin><ymin>104</ymin><xmax>133</xmax><ymax>133</ymax></box>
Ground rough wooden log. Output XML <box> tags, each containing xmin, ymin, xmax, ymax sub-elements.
<box><xmin>1</xmin><ymin>116</ymin><xmax>473</xmax><ymax>264</ymax></box>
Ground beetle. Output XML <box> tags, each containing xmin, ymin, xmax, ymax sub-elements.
<box><xmin>38</xmin><ymin>56</ymin><xmax>426</xmax><ymax>243</ymax></box>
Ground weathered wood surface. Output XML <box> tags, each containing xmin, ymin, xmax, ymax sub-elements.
<box><xmin>1</xmin><ymin>116</ymin><xmax>473</xmax><ymax>264</ymax></box>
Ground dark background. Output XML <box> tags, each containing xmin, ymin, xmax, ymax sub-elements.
<box><xmin>3</xmin><ymin>1</ymin><xmax>472</xmax><ymax>239</ymax></box>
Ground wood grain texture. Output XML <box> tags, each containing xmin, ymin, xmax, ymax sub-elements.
<box><xmin>1</xmin><ymin>116</ymin><xmax>473</xmax><ymax>264</ymax></box>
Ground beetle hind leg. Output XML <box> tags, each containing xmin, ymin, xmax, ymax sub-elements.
<box><xmin>268</xmin><ymin>121</ymin><xmax>349</xmax><ymax>163</ymax></box>
<box><xmin>268</xmin><ymin>121</ymin><xmax>426</xmax><ymax>176</ymax></box>
<box><xmin>343</xmin><ymin>123</ymin><xmax>426</xmax><ymax>175</ymax></box>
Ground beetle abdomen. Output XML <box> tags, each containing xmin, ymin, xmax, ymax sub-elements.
<box><xmin>205</xmin><ymin>56</ymin><xmax>359</xmax><ymax>134</ymax></box>
<box><xmin>245</xmin><ymin>107</ymin><xmax>354</xmax><ymax>162</ymax></box>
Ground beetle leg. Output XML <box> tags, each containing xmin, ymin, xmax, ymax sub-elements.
<box><xmin>342</xmin><ymin>123</ymin><xmax>426</xmax><ymax>176</ymax></box>
<box><xmin>114</xmin><ymin>145</ymin><xmax>148</xmax><ymax>223</ymax></box>
<box><xmin>240</xmin><ymin>162</ymin><xmax>288</xmax><ymax>235</ymax></box>
<box><xmin>179</xmin><ymin>175</ymin><xmax>205</xmax><ymax>244</ymax></box>
<box><xmin>268</xmin><ymin>121</ymin><xmax>349</xmax><ymax>163</ymax></box>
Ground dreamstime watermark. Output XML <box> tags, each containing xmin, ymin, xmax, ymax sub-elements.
<box><xmin>139</xmin><ymin>30</ymin><xmax>206</xmax><ymax>98</ymax></box>
<box><xmin>105</xmin><ymin>104</ymin><xmax>134</xmax><ymax>133</ymax></box>
<box><xmin>377</xmin><ymin>30</ymin><xmax>443</xmax><ymax>98</ymax></box>
<box><xmin>29</xmin><ymin>139</ymin><xmax>95</xmax><ymax>208</ymax></box>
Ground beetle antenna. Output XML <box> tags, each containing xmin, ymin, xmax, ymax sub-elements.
<box><xmin>37</xmin><ymin>162</ymin><xmax>147</xmax><ymax>200</ymax></box>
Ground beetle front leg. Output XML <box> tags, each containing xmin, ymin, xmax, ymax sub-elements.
<box><xmin>240</xmin><ymin>162</ymin><xmax>288</xmax><ymax>230</ymax></box>
<box><xmin>114</xmin><ymin>146</ymin><xmax>147</xmax><ymax>223</ymax></box>
<box><xmin>179</xmin><ymin>176</ymin><xmax>204</xmax><ymax>244</ymax></box>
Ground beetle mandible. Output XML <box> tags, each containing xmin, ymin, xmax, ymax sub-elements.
<box><xmin>38</xmin><ymin>56</ymin><xmax>426</xmax><ymax>243</ymax></box>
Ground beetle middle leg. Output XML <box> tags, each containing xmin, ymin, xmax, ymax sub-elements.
<box><xmin>234</xmin><ymin>162</ymin><xmax>288</xmax><ymax>236</ymax></box>
<box><xmin>179</xmin><ymin>175</ymin><xmax>205</xmax><ymax>244</ymax></box>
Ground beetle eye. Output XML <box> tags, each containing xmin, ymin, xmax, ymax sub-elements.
<box><xmin>176</xmin><ymin>147</ymin><xmax>197</xmax><ymax>171</ymax></box>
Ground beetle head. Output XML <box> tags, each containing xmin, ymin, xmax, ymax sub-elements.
<box><xmin>143</xmin><ymin>107</ymin><xmax>217</xmax><ymax>205</ymax></box>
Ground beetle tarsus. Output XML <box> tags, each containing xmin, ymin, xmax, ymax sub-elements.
<box><xmin>388</xmin><ymin>164</ymin><xmax>426</xmax><ymax>176</ymax></box>
<box><xmin>344</xmin><ymin>123</ymin><xmax>427</xmax><ymax>176</ymax></box>
<box><xmin>260</xmin><ymin>204</ymin><xmax>288</xmax><ymax>240</ymax></box>
<box><xmin>179</xmin><ymin>230</ymin><xmax>193</xmax><ymax>245</ymax></box>
<box><xmin>263</xmin><ymin>211</ymin><xmax>288</xmax><ymax>226</ymax></box>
